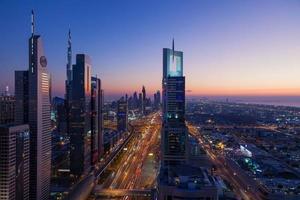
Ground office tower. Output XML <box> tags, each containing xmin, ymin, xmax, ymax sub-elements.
<box><xmin>153</xmin><ymin>90</ymin><xmax>161</xmax><ymax>110</ymax></box>
<box><xmin>138</xmin><ymin>93</ymin><xmax>142</xmax><ymax>112</ymax></box>
<box><xmin>133</xmin><ymin>91</ymin><xmax>138</xmax><ymax>109</ymax></box>
<box><xmin>91</xmin><ymin>76</ymin><xmax>103</xmax><ymax>165</ymax></box>
<box><xmin>154</xmin><ymin>93</ymin><xmax>157</xmax><ymax>108</ymax></box>
<box><xmin>65</xmin><ymin>29</ymin><xmax>72</xmax><ymax>137</ymax></box>
<box><xmin>161</xmin><ymin>40</ymin><xmax>187</xmax><ymax>165</ymax></box>
<box><xmin>142</xmin><ymin>86</ymin><xmax>146</xmax><ymax>115</ymax></box>
<box><xmin>159</xmin><ymin>40</ymin><xmax>218</xmax><ymax>200</ymax></box>
<box><xmin>0</xmin><ymin>124</ymin><xmax>30</xmax><ymax>200</ymax></box>
<box><xmin>52</xmin><ymin>97</ymin><xmax>67</xmax><ymax>134</ymax></box>
<box><xmin>15</xmin><ymin>71</ymin><xmax>29</xmax><ymax>125</ymax></box>
<box><xmin>156</xmin><ymin>90</ymin><xmax>161</xmax><ymax>107</ymax></box>
<box><xmin>0</xmin><ymin>95</ymin><xmax>15</xmax><ymax>125</ymax></box>
<box><xmin>18</xmin><ymin>11</ymin><xmax>52</xmax><ymax>200</ymax></box>
<box><xmin>100</xmin><ymin>89</ymin><xmax>104</xmax><ymax>156</ymax></box>
<box><xmin>117</xmin><ymin>97</ymin><xmax>128</xmax><ymax>132</ymax></box>
<box><xmin>70</xmin><ymin>54</ymin><xmax>92</xmax><ymax>176</ymax></box>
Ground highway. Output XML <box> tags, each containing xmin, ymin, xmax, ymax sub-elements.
<box><xmin>187</xmin><ymin>123</ymin><xmax>266</xmax><ymax>200</ymax></box>
<box><xmin>104</xmin><ymin>112</ymin><xmax>160</xmax><ymax>189</ymax></box>
<box><xmin>90</xmin><ymin>112</ymin><xmax>161</xmax><ymax>199</ymax></box>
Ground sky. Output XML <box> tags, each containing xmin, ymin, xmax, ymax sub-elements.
<box><xmin>0</xmin><ymin>0</ymin><xmax>300</xmax><ymax>100</ymax></box>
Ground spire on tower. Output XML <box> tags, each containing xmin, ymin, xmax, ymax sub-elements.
<box><xmin>68</xmin><ymin>27</ymin><xmax>71</xmax><ymax>45</ymax></box>
<box><xmin>67</xmin><ymin>28</ymin><xmax>73</xmax><ymax>82</ymax></box>
<box><xmin>31</xmin><ymin>10</ymin><xmax>35</xmax><ymax>36</ymax></box>
<box><xmin>172</xmin><ymin>38</ymin><xmax>174</xmax><ymax>52</ymax></box>
<box><xmin>172</xmin><ymin>38</ymin><xmax>175</xmax><ymax>61</ymax></box>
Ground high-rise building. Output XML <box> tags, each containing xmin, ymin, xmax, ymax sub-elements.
<box><xmin>142</xmin><ymin>86</ymin><xmax>146</xmax><ymax>115</ymax></box>
<box><xmin>15</xmin><ymin>71</ymin><xmax>29</xmax><ymax>125</ymax></box>
<box><xmin>0</xmin><ymin>95</ymin><xmax>15</xmax><ymax>125</ymax></box>
<box><xmin>133</xmin><ymin>91</ymin><xmax>138</xmax><ymax>109</ymax></box>
<box><xmin>65</xmin><ymin>29</ymin><xmax>72</xmax><ymax>137</ymax></box>
<box><xmin>91</xmin><ymin>76</ymin><xmax>103</xmax><ymax>165</ymax></box>
<box><xmin>138</xmin><ymin>93</ymin><xmax>142</xmax><ymax>112</ymax></box>
<box><xmin>52</xmin><ymin>97</ymin><xmax>67</xmax><ymax>134</ymax></box>
<box><xmin>70</xmin><ymin>54</ymin><xmax>92</xmax><ymax>177</ymax></box>
<box><xmin>153</xmin><ymin>90</ymin><xmax>161</xmax><ymax>110</ymax></box>
<box><xmin>159</xmin><ymin>40</ymin><xmax>218</xmax><ymax>200</ymax></box>
<box><xmin>100</xmin><ymin>89</ymin><xmax>104</xmax><ymax>155</ymax></box>
<box><xmin>15</xmin><ymin>11</ymin><xmax>52</xmax><ymax>200</ymax></box>
<box><xmin>0</xmin><ymin>124</ymin><xmax>30</xmax><ymax>200</ymax></box>
<box><xmin>117</xmin><ymin>97</ymin><xmax>128</xmax><ymax>132</ymax></box>
<box><xmin>161</xmin><ymin>40</ymin><xmax>187</xmax><ymax>166</ymax></box>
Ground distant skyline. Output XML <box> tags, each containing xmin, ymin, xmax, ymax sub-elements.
<box><xmin>1</xmin><ymin>0</ymin><xmax>300</xmax><ymax>100</ymax></box>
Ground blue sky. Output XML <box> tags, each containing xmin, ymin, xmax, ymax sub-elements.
<box><xmin>1</xmin><ymin>0</ymin><xmax>300</xmax><ymax>99</ymax></box>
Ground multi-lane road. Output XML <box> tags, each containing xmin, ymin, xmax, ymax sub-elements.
<box><xmin>91</xmin><ymin>112</ymin><xmax>161</xmax><ymax>199</ymax></box>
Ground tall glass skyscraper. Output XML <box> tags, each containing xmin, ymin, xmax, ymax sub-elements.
<box><xmin>70</xmin><ymin>54</ymin><xmax>92</xmax><ymax>177</ymax></box>
<box><xmin>14</xmin><ymin>10</ymin><xmax>51</xmax><ymax>200</ymax></box>
<box><xmin>65</xmin><ymin>29</ymin><xmax>72</xmax><ymax>137</ymax></box>
<box><xmin>117</xmin><ymin>97</ymin><xmax>128</xmax><ymax>132</ymax></box>
<box><xmin>159</xmin><ymin>41</ymin><xmax>218</xmax><ymax>200</ymax></box>
<box><xmin>0</xmin><ymin>124</ymin><xmax>30</xmax><ymax>200</ymax></box>
<box><xmin>161</xmin><ymin>41</ymin><xmax>187</xmax><ymax>166</ymax></box>
<box><xmin>91</xmin><ymin>76</ymin><xmax>103</xmax><ymax>165</ymax></box>
<box><xmin>27</xmin><ymin>11</ymin><xmax>52</xmax><ymax>200</ymax></box>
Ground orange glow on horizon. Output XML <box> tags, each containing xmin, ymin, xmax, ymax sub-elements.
<box><xmin>187</xmin><ymin>87</ymin><xmax>300</xmax><ymax>96</ymax></box>
<box><xmin>52</xmin><ymin>79</ymin><xmax>300</xmax><ymax>98</ymax></box>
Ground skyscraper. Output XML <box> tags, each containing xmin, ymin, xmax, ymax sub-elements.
<box><xmin>15</xmin><ymin>11</ymin><xmax>52</xmax><ymax>200</ymax></box>
<box><xmin>159</xmin><ymin>40</ymin><xmax>218</xmax><ymax>200</ymax></box>
<box><xmin>117</xmin><ymin>97</ymin><xmax>128</xmax><ymax>132</ymax></box>
<box><xmin>161</xmin><ymin>40</ymin><xmax>187</xmax><ymax>166</ymax></box>
<box><xmin>0</xmin><ymin>95</ymin><xmax>15</xmax><ymax>125</ymax></box>
<box><xmin>0</xmin><ymin>124</ymin><xmax>30</xmax><ymax>200</ymax></box>
<box><xmin>14</xmin><ymin>71</ymin><xmax>29</xmax><ymax>125</ymax></box>
<box><xmin>142</xmin><ymin>85</ymin><xmax>146</xmax><ymax>115</ymax></box>
<box><xmin>70</xmin><ymin>54</ymin><xmax>92</xmax><ymax>177</ymax></box>
<box><xmin>132</xmin><ymin>91</ymin><xmax>138</xmax><ymax>109</ymax></box>
<box><xmin>138</xmin><ymin>92</ymin><xmax>142</xmax><ymax>112</ymax></box>
<box><xmin>91</xmin><ymin>76</ymin><xmax>103</xmax><ymax>165</ymax></box>
<box><xmin>65</xmin><ymin>28</ymin><xmax>72</xmax><ymax>136</ymax></box>
<box><xmin>153</xmin><ymin>90</ymin><xmax>161</xmax><ymax>110</ymax></box>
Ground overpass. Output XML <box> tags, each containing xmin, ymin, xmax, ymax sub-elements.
<box><xmin>93</xmin><ymin>187</ymin><xmax>155</xmax><ymax>198</ymax></box>
<box><xmin>95</xmin><ymin>123</ymin><xmax>136</xmax><ymax>180</ymax></box>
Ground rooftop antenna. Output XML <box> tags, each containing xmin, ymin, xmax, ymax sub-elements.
<box><xmin>172</xmin><ymin>38</ymin><xmax>175</xmax><ymax>61</ymax></box>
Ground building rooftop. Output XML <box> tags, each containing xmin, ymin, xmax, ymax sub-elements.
<box><xmin>159</xmin><ymin>164</ymin><xmax>215</xmax><ymax>190</ymax></box>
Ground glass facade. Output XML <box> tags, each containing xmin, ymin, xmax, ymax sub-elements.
<box><xmin>162</xmin><ymin>47</ymin><xmax>187</xmax><ymax>166</ymax></box>
<box><xmin>163</xmin><ymin>48</ymin><xmax>183</xmax><ymax>78</ymax></box>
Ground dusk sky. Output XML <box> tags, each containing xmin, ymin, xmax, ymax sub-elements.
<box><xmin>1</xmin><ymin>0</ymin><xmax>300</xmax><ymax>100</ymax></box>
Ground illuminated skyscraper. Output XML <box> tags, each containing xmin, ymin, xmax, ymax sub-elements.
<box><xmin>15</xmin><ymin>71</ymin><xmax>29</xmax><ymax>125</ymax></box>
<box><xmin>15</xmin><ymin>11</ymin><xmax>51</xmax><ymax>199</ymax></box>
<box><xmin>161</xmin><ymin>40</ymin><xmax>187</xmax><ymax>166</ymax></box>
<box><xmin>21</xmin><ymin>10</ymin><xmax>52</xmax><ymax>200</ymax></box>
<box><xmin>0</xmin><ymin>124</ymin><xmax>30</xmax><ymax>200</ymax></box>
<box><xmin>154</xmin><ymin>90</ymin><xmax>161</xmax><ymax>110</ymax></box>
<box><xmin>142</xmin><ymin>86</ymin><xmax>146</xmax><ymax>115</ymax></box>
<box><xmin>138</xmin><ymin>93</ymin><xmax>142</xmax><ymax>112</ymax></box>
<box><xmin>0</xmin><ymin>95</ymin><xmax>15</xmax><ymax>125</ymax></box>
<box><xmin>91</xmin><ymin>76</ymin><xmax>103</xmax><ymax>165</ymax></box>
<box><xmin>70</xmin><ymin>54</ymin><xmax>91</xmax><ymax>176</ymax></box>
<box><xmin>65</xmin><ymin>29</ymin><xmax>72</xmax><ymax>136</ymax></box>
<box><xmin>159</xmin><ymin>40</ymin><xmax>218</xmax><ymax>200</ymax></box>
<box><xmin>117</xmin><ymin>97</ymin><xmax>128</xmax><ymax>132</ymax></box>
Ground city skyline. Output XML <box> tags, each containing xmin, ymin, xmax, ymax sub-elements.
<box><xmin>1</xmin><ymin>1</ymin><xmax>300</xmax><ymax>99</ymax></box>
<box><xmin>1</xmin><ymin>2</ymin><xmax>300</xmax><ymax>199</ymax></box>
